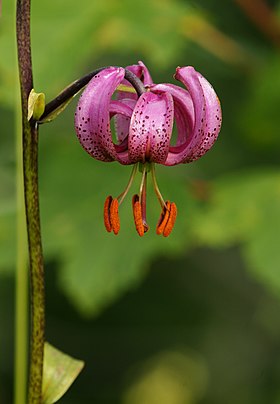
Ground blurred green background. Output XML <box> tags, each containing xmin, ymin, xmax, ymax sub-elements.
<box><xmin>1</xmin><ymin>0</ymin><xmax>280</xmax><ymax>402</ymax></box>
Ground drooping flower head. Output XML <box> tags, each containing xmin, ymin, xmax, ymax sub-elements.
<box><xmin>75</xmin><ymin>61</ymin><xmax>222</xmax><ymax>236</ymax></box>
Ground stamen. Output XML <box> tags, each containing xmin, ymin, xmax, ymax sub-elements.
<box><xmin>132</xmin><ymin>194</ymin><xmax>146</xmax><ymax>236</ymax></box>
<box><xmin>156</xmin><ymin>201</ymin><xmax>171</xmax><ymax>235</ymax></box>
<box><xmin>110</xmin><ymin>198</ymin><xmax>120</xmax><ymax>235</ymax></box>
<box><xmin>104</xmin><ymin>164</ymin><xmax>175</xmax><ymax>237</ymax></box>
<box><xmin>104</xmin><ymin>195</ymin><xmax>113</xmax><ymax>232</ymax></box>
<box><xmin>103</xmin><ymin>196</ymin><xmax>120</xmax><ymax>235</ymax></box>
<box><xmin>163</xmin><ymin>202</ymin><xmax>177</xmax><ymax>237</ymax></box>
<box><xmin>118</xmin><ymin>164</ymin><xmax>138</xmax><ymax>205</ymax></box>
<box><xmin>156</xmin><ymin>201</ymin><xmax>177</xmax><ymax>237</ymax></box>
<box><xmin>151</xmin><ymin>163</ymin><xmax>167</xmax><ymax>209</ymax></box>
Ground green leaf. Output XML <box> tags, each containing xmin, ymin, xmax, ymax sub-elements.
<box><xmin>42</xmin><ymin>342</ymin><xmax>84</xmax><ymax>404</ymax></box>
<box><xmin>193</xmin><ymin>169</ymin><xmax>280</xmax><ymax>299</ymax></box>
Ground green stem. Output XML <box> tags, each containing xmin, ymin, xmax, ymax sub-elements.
<box><xmin>16</xmin><ymin>0</ymin><xmax>45</xmax><ymax>403</ymax></box>
<box><xmin>14</xmin><ymin>92</ymin><xmax>28</xmax><ymax>404</ymax></box>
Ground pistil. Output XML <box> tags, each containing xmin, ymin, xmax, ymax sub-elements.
<box><xmin>139</xmin><ymin>164</ymin><xmax>149</xmax><ymax>231</ymax></box>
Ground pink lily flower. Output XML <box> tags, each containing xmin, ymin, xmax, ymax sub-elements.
<box><xmin>75</xmin><ymin>62</ymin><xmax>222</xmax><ymax>236</ymax></box>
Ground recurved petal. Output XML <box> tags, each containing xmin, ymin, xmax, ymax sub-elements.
<box><xmin>125</xmin><ymin>61</ymin><xmax>153</xmax><ymax>86</ymax></box>
<box><xmin>138</xmin><ymin>61</ymin><xmax>154</xmax><ymax>86</ymax></box>
<box><xmin>128</xmin><ymin>91</ymin><xmax>174</xmax><ymax>164</ymax></box>
<box><xmin>151</xmin><ymin>83</ymin><xmax>194</xmax><ymax>148</ymax></box>
<box><xmin>109</xmin><ymin>99</ymin><xmax>134</xmax><ymax>164</ymax></box>
<box><xmin>75</xmin><ymin>67</ymin><xmax>125</xmax><ymax>161</ymax></box>
<box><xmin>112</xmin><ymin>98</ymin><xmax>136</xmax><ymax>143</ymax></box>
<box><xmin>124</xmin><ymin>63</ymin><xmax>143</xmax><ymax>79</ymax></box>
<box><xmin>164</xmin><ymin>66</ymin><xmax>221</xmax><ymax>166</ymax></box>
<box><xmin>193</xmin><ymin>72</ymin><xmax>222</xmax><ymax>159</ymax></box>
<box><xmin>114</xmin><ymin>62</ymin><xmax>154</xmax><ymax>159</ymax></box>
<box><xmin>116</xmin><ymin>61</ymin><xmax>154</xmax><ymax>104</ymax></box>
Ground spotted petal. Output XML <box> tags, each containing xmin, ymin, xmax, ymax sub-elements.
<box><xmin>109</xmin><ymin>100</ymin><xmax>134</xmax><ymax>163</ymax></box>
<box><xmin>112</xmin><ymin>98</ymin><xmax>137</xmax><ymax>144</ymax></box>
<box><xmin>124</xmin><ymin>60</ymin><xmax>153</xmax><ymax>87</ymax></box>
<box><xmin>166</xmin><ymin>67</ymin><xmax>221</xmax><ymax>165</ymax></box>
<box><xmin>115</xmin><ymin>61</ymin><xmax>154</xmax><ymax>143</ymax></box>
<box><xmin>128</xmin><ymin>91</ymin><xmax>174</xmax><ymax>164</ymax></box>
<box><xmin>75</xmin><ymin>67</ymin><xmax>125</xmax><ymax>161</ymax></box>
<box><xmin>151</xmin><ymin>83</ymin><xmax>194</xmax><ymax>149</ymax></box>
<box><xmin>116</xmin><ymin>61</ymin><xmax>153</xmax><ymax>103</ymax></box>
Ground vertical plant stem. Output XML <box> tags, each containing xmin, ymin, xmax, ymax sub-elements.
<box><xmin>14</xmin><ymin>94</ymin><xmax>28</xmax><ymax>404</ymax></box>
<box><xmin>16</xmin><ymin>0</ymin><xmax>45</xmax><ymax>403</ymax></box>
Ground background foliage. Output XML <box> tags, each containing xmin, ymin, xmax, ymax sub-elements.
<box><xmin>1</xmin><ymin>0</ymin><xmax>280</xmax><ymax>403</ymax></box>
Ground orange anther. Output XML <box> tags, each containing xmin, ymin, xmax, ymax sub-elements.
<box><xmin>104</xmin><ymin>195</ymin><xmax>113</xmax><ymax>232</ymax></box>
<box><xmin>132</xmin><ymin>194</ymin><xmax>145</xmax><ymax>237</ymax></box>
<box><xmin>156</xmin><ymin>201</ymin><xmax>171</xmax><ymax>235</ymax></box>
<box><xmin>110</xmin><ymin>198</ymin><xmax>120</xmax><ymax>235</ymax></box>
<box><xmin>163</xmin><ymin>202</ymin><xmax>177</xmax><ymax>237</ymax></box>
<box><xmin>103</xmin><ymin>196</ymin><xmax>120</xmax><ymax>235</ymax></box>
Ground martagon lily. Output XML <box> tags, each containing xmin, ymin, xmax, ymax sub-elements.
<box><xmin>75</xmin><ymin>61</ymin><xmax>222</xmax><ymax>237</ymax></box>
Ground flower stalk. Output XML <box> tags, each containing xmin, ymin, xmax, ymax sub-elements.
<box><xmin>16</xmin><ymin>0</ymin><xmax>45</xmax><ymax>402</ymax></box>
<box><xmin>40</xmin><ymin>68</ymin><xmax>145</xmax><ymax>122</ymax></box>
